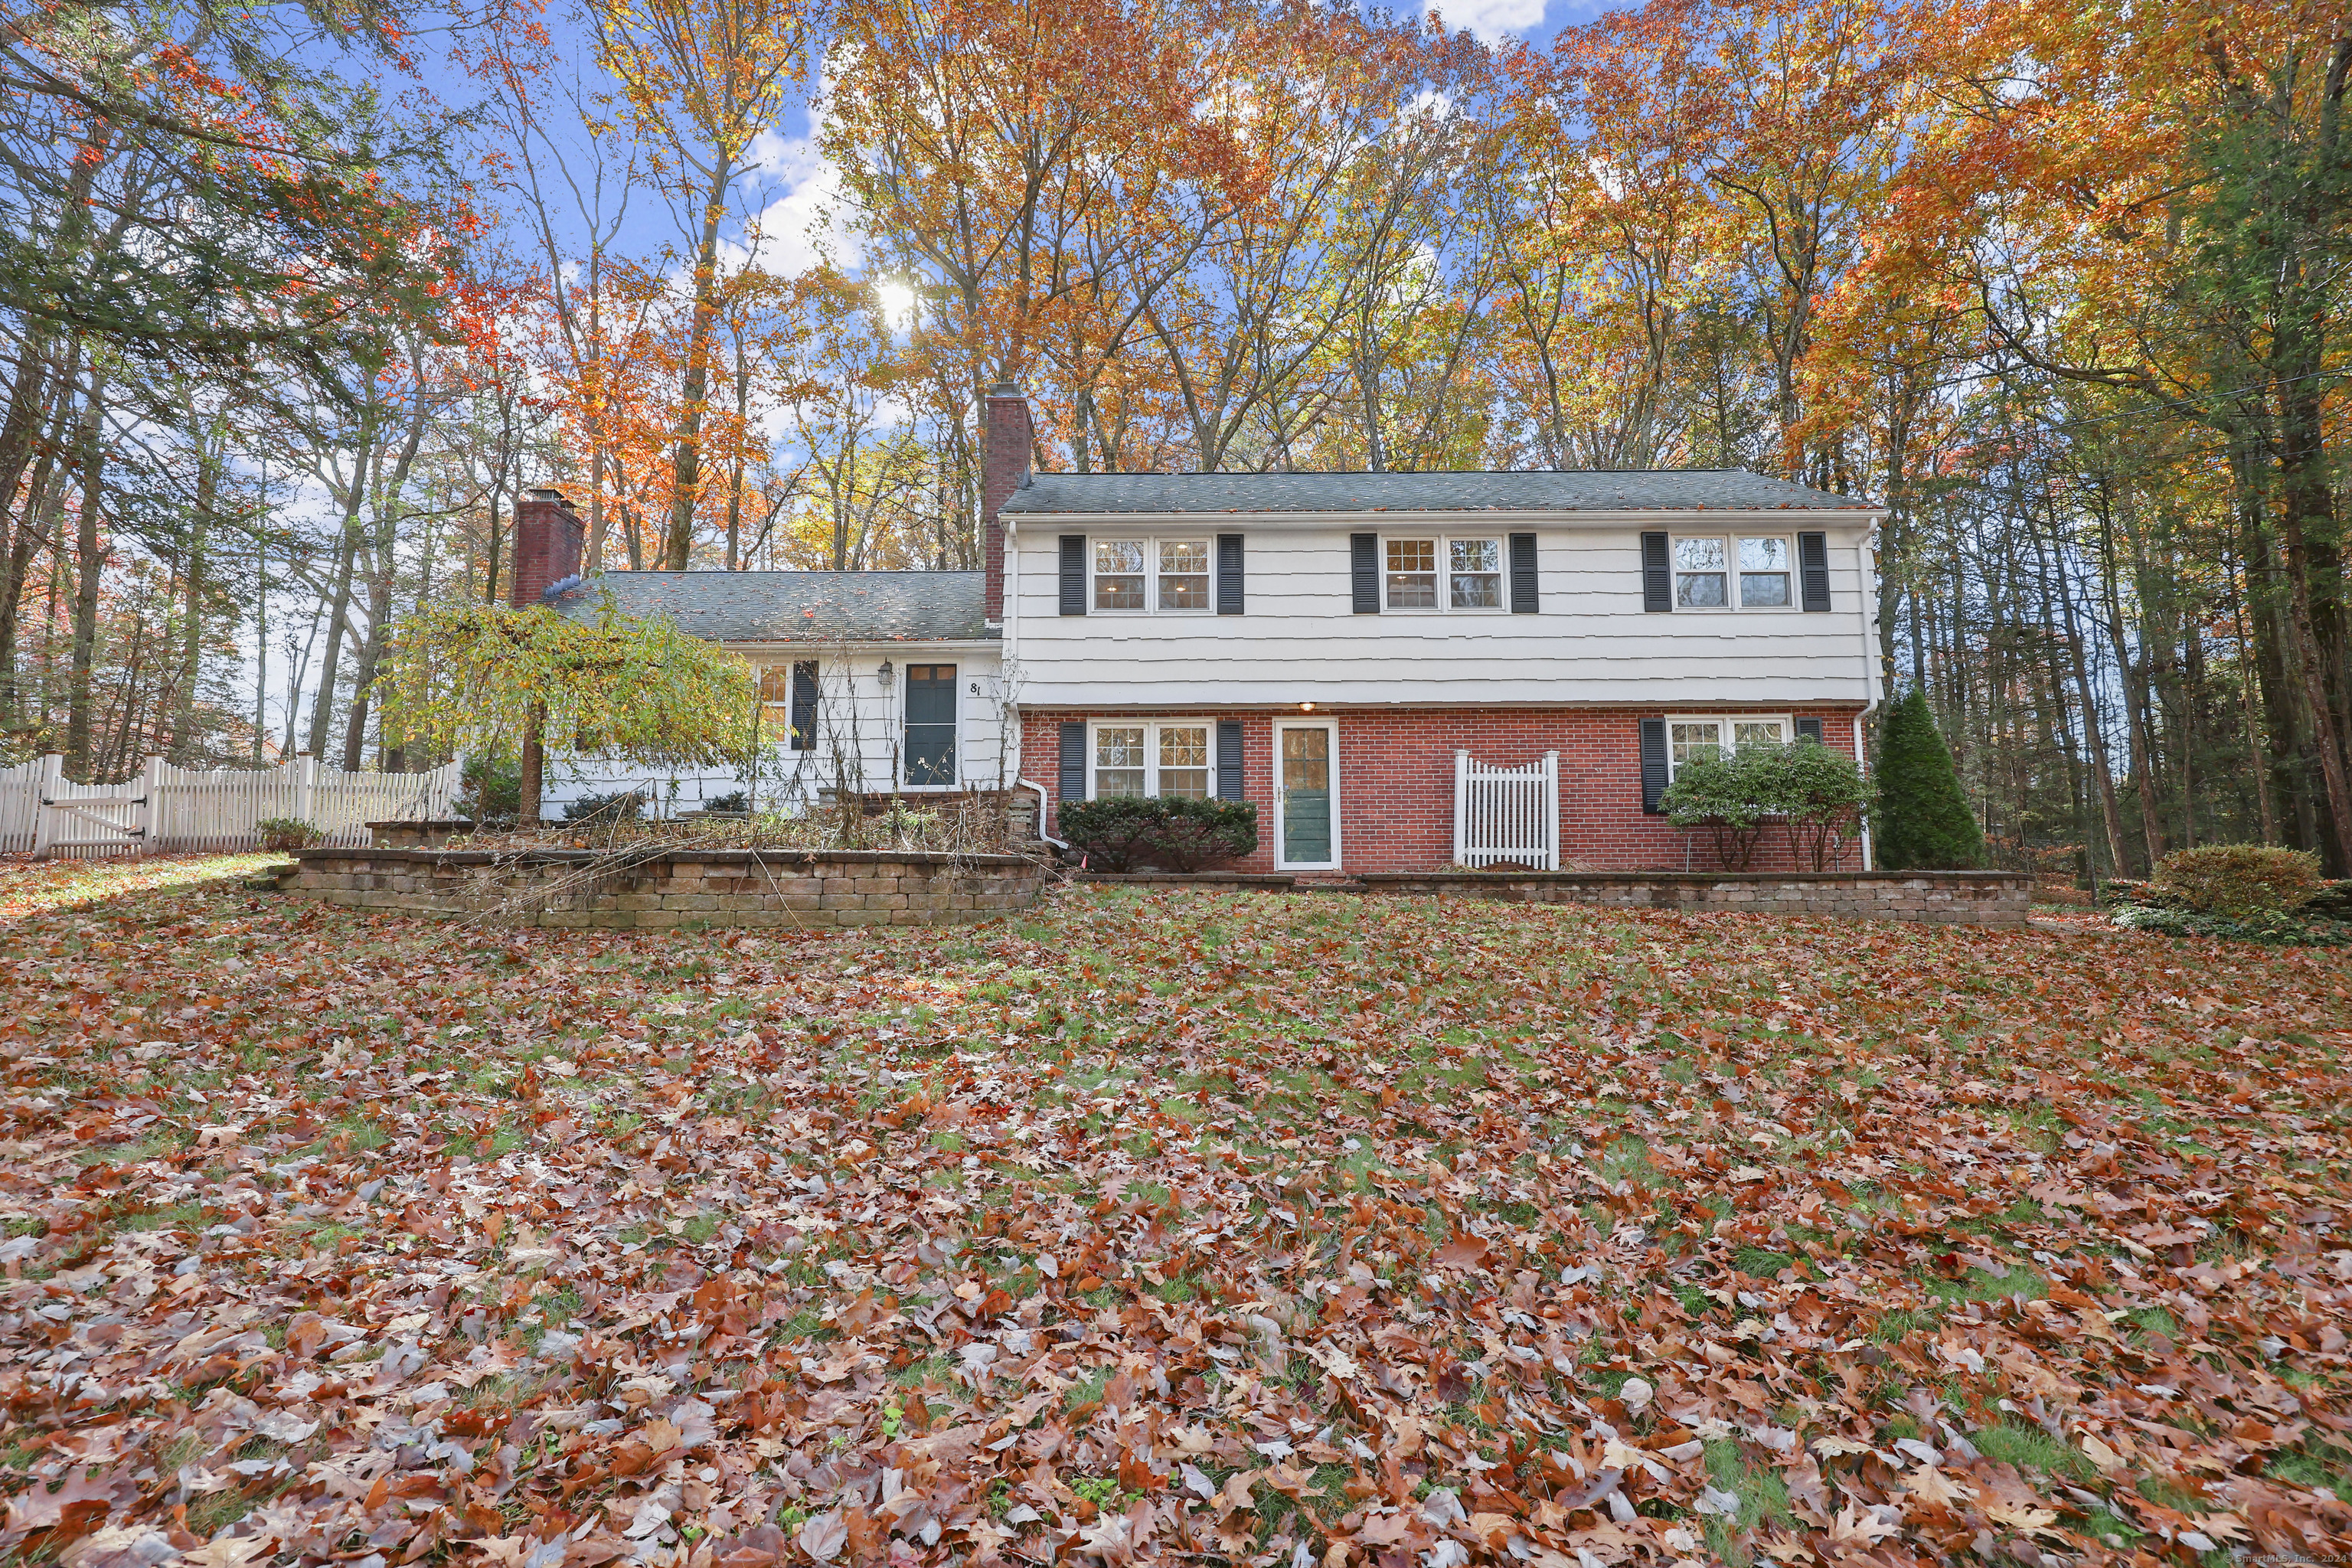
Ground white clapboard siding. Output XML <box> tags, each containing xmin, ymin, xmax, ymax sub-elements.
<box><xmin>1008</xmin><ymin>519</ymin><xmax>1875</xmax><ymax>707</ymax></box>
<box><xmin>550</xmin><ymin>645</ymin><xmax>1014</xmax><ymax>813</ymax></box>
<box><xmin>0</xmin><ymin>754</ymin><xmax>459</xmax><ymax>857</ymax></box>
<box><xmin>1454</xmin><ymin>750</ymin><xmax>1558</xmax><ymax>870</ymax></box>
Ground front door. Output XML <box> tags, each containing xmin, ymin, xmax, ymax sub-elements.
<box><xmin>1276</xmin><ymin>721</ymin><xmax>1337</xmax><ymax>869</ymax></box>
<box><xmin>903</xmin><ymin>665</ymin><xmax>957</xmax><ymax>786</ymax></box>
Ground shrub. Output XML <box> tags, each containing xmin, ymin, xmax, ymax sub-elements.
<box><xmin>1775</xmin><ymin>739</ymin><xmax>1868</xmax><ymax>870</ymax></box>
<box><xmin>2112</xmin><ymin>903</ymin><xmax>2351</xmax><ymax>947</ymax></box>
<box><xmin>1873</xmin><ymin>689</ymin><xmax>1984</xmax><ymax>870</ymax></box>
<box><xmin>1660</xmin><ymin>738</ymin><xmax>1867</xmax><ymax>871</ymax></box>
<box><xmin>1058</xmin><ymin>796</ymin><xmax>1257</xmax><ymax>872</ymax></box>
<box><xmin>459</xmin><ymin>755</ymin><xmax>521</xmax><ymax>825</ymax></box>
<box><xmin>2308</xmin><ymin>880</ymin><xmax>2352</xmax><ymax>920</ymax></box>
<box><xmin>255</xmin><ymin>817</ymin><xmax>317</xmax><ymax>852</ymax></box>
<box><xmin>564</xmin><ymin>789</ymin><xmax>645</xmax><ymax>826</ymax></box>
<box><xmin>1661</xmin><ymin>748</ymin><xmax>1769</xmax><ymax>868</ymax></box>
<box><xmin>2148</xmin><ymin>844</ymin><xmax>2322</xmax><ymax>916</ymax></box>
<box><xmin>702</xmin><ymin>789</ymin><xmax>749</xmax><ymax>815</ymax></box>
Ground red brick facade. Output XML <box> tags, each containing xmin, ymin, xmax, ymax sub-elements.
<box><xmin>1024</xmin><ymin>705</ymin><xmax>1867</xmax><ymax>874</ymax></box>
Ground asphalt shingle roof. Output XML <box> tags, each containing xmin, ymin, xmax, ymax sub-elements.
<box><xmin>546</xmin><ymin>570</ymin><xmax>993</xmax><ymax>644</ymax></box>
<box><xmin>998</xmin><ymin>469</ymin><xmax>1870</xmax><ymax>514</ymax></box>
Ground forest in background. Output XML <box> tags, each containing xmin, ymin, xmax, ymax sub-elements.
<box><xmin>1</xmin><ymin>0</ymin><xmax>2346</xmax><ymax>874</ymax></box>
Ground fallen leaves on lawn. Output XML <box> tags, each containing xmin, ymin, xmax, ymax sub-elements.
<box><xmin>0</xmin><ymin>860</ymin><xmax>2350</xmax><ymax>1568</ymax></box>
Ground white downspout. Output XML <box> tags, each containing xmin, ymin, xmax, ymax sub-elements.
<box><xmin>999</xmin><ymin>514</ymin><xmax>1067</xmax><ymax>849</ymax></box>
<box><xmin>1856</xmin><ymin>516</ymin><xmax>1884</xmax><ymax>871</ymax></box>
<box><xmin>1019</xmin><ymin>779</ymin><xmax>1067</xmax><ymax>850</ymax></box>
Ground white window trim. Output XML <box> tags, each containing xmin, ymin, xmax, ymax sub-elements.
<box><xmin>897</xmin><ymin>663</ymin><xmax>962</xmax><ymax>792</ymax></box>
<box><xmin>1670</xmin><ymin>533</ymin><xmax>1798</xmax><ymax>612</ymax></box>
<box><xmin>1271</xmin><ymin>717</ymin><xmax>1341</xmax><ymax>871</ymax></box>
<box><xmin>1380</xmin><ymin>533</ymin><xmax>1508</xmax><ymax>612</ymax></box>
<box><xmin>1662</xmin><ymin>713</ymin><xmax>1794</xmax><ymax>781</ymax></box>
<box><xmin>1087</xmin><ymin>536</ymin><xmax>1214</xmax><ymax>614</ymax></box>
<box><xmin>1084</xmin><ymin>718</ymin><xmax>1217</xmax><ymax>800</ymax></box>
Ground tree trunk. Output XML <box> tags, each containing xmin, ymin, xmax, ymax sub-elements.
<box><xmin>518</xmin><ymin>704</ymin><xmax>544</xmax><ymax>826</ymax></box>
<box><xmin>64</xmin><ymin>369</ymin><xmax>106</xmax><ymax>781</ymax></box>
<box><xmin>172</xmin><ymin>421</ymin><xmax>218</xmax><ymax>761</ymax></box>
<box><xmin>665</xmin><ymin>156</ymin><xmax>735</xmax><ymax>570</ymax></box>
<box><xmin>0</xmin><ymin>335</ymin><xmax>77</xmax><ymax>729</ymax></box>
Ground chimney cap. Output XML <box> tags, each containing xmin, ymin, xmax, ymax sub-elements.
<box><xmin>987</xmin><ymin>380</ymin><xmax>1022</xmax><ymax>397</ymax></box>
<box><xmin>526</xmin><ymin>487</ymin><xmax>567</xmax><ymax>501</ymax></box>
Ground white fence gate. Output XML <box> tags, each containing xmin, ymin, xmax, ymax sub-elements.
<box><xmin>1453</xmin><ymin>750</ymin><xmax>1560</xmax><ymax>870</ymax></box>
<box><xmin>0</xmin><ymin>754</ymin><xmax>461</xmax><ymax>857</ymax></box>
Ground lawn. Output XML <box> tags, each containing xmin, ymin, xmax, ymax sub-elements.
<box><xmin>3</xmin><ymin>855</ymin><xmax>2350</xmax><ymax>1568</ymax></box>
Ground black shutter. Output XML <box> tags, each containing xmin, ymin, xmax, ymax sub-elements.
<box><xmin>1508</xmin><ymin>532</ymin><xmax>1538</xmax><ymax>613</ymax></box>
<box><xmin>1795</xmin><ymin>717</ymin><xmax>1824</xmax><ymax>744</ymax></box>
<box><xmin>1059</xmin><ymin>535</ymin><xmax>1087</xmax><ymax>616</ymax></box>
<box><xmin>1058</xmin><ymin>720</ymin><xmax>1086</xmax><ymax>803</ymax></box>
<box><xmin>1640</xmin><ymin>717</ymin><xmax>1669</xmax><ymax>814</ymax></box>
<box><xmin>1799</xmin><ymin>531</ymin><xmax>1830</xmax><ymax>612</ymax></box>
<box><xmin>1217</xmin><ymin>534</ymin><xmax>1244</xmax><ymax>615</ymax></box>
<box><xmin>1641</xmin><ymin>531</ymin><xmax>1671</xmax><ymax>612</ymax></box>
<box><xmin>1351</xmin><ymin>532</ymin><xmax>1379</xmax><ymax>612</ymax></box>
<box><xmin>789</xmin><ymin>660</ymin><xmax>818</xmax><ymax>750</ymax></box>
<box><xmin>1216</xmin><ymin>720</ymin><xmax>1243</xmax><ymax>800</ymax></box>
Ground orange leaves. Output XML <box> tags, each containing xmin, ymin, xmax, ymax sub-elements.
<box><xmin>6</xmin><ymin>863</ymin><xmax>2352</xmax><ymax>1566</ymax></box>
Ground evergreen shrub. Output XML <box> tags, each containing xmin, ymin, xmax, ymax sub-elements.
<box><xmin>1059</xmin><ymin>796</ymin><xmax>1257</xmax><ymax>872</ymax></box>
<box><xmin>1873</xmin><ymin>690</ymin><xmax>1984</xmax><ymax>870</ymax></box>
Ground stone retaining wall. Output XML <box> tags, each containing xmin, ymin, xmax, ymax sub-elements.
<box><xmin>1356</xmin><ymin>869</ymin><xmax>2030</xmax><ymax>926</ymax></box>
<box><xmin>290</xmin><ymin>846</ymin><xmax>1050</xmax><ymax>929</ymax></box>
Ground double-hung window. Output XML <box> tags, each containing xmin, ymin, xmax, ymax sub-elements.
<box><xmin>1665</xmin><ymin>715</ymin><xmax>1792</xmax><ymax>779</ymax></box>
<box><xmin>760</xmin><ymin>662</ymin><xmax>819</xmax><ymax>750</ymax></box>
<box><xmin>1089</xmin><ymin>720</ymin><xmax>1213</xmax><ymax>799</ymax></box>
<box><xmin>1093</xmin><ymin>538</ymin><xmax>1211</xmax><ymax>612</ymax></box>
<box><xmin>1674</xmin><ymin>534</ymin><xmax>1795</xmax><ymax>609</ymax></box>
<box><xmin>1384</xmin><ymin>536</ymin><xmax>1504</xmax><ymax>610</ymax></box>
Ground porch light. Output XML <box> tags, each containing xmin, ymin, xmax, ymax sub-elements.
<box><xmin>878</xmin><ymin>660</ymin><xmax>895</xmax><ymax>685</ymax></box>
<box><xmin>1300</xmin><ymin>701</ymin><xmax>1315</xmax><ymax>711</ymax></box>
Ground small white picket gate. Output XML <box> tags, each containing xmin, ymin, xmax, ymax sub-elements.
<box><xmin>0</xmin><ymin>754</ymin><xmax>461</xmax><ymax>857</ymax></box>
<box><xmin>1453</xmin><ymin>750</ymin><xmax>1560</xmax><ymax>870</ymax></box>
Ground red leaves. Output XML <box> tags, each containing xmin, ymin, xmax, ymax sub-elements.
<box><xmin>4</xmin><ymin>866</ymin><xmax>2352</xmax><ymax>1567</ymax></box>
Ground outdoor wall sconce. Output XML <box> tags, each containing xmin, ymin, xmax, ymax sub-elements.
<box><xmin>877</xmin><ymin>660</ymin><xmax>895</xmax><ymax>685</ymax></box>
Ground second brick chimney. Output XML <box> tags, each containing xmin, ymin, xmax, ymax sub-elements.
<box><xmin>982</xmin><ymin>382</ymin><xmax>1032</xmax><ymax>624</ymax></box>
<box><xmin>511</xmin><ymin>488</ymin><xmax>584</xmax><ymax>609</ymax></box>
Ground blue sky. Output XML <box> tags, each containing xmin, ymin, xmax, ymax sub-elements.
<box><xmin>478</xmin><ymin>0</ymin><xmax>1633</xmax><ymax>280</ymax></box>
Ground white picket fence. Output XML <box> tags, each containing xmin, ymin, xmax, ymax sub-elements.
<box><xmin>0</xmin><ymin>754</ymin><xmax>461</xmax><ymax>857</ymax></box>
<box><xmin>1453</xmin><ymin>750</ymin><xmax>1560</xmax><ymax>870</ymax></box>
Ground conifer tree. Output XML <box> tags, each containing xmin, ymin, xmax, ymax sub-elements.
<box><xmin>1873</xmin><ymin>688</ymin><xmax>1984</xmax><ymax>870</ymax></box>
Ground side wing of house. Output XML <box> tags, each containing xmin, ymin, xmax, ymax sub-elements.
<box><xmin>541</xmin><ymin>568</ymin><xmax>1007</xmax><ymax>812</ymax></box>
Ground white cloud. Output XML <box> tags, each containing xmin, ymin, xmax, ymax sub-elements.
<box><xmin>1427</xmin><ymin>0</ymin><xmax>1547</xmax><ymax>43</ymax></box>
<box><xmin>741</xmin><ymin>130</ymin><xmax>858</xmax><ymax>276</ymax></box>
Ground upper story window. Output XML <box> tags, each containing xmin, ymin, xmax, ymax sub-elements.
<box><xmin>1090</xmin><ymin>720</ymin><xmax>1211</xmax><ymax>799</ymax></box>
<box><xmin>1385</xmin><ymin>535</ymin><xmax>1504</xmax><ymax>610</ymax></box>
<box><xmin>1675</xmin><ymin>534</ymin><xmax>1794</xmax><ymax>609</ymax></box>
<box><xmin>1093</xmin><ymin>538</ymin><xmax>1210</xmax><ymax>612</ymax></box>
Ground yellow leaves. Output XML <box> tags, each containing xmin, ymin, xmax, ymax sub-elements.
<box><xmin>374</xmin><ymin>599</ymin><xmax>756</xmax><ymax>768</ymax></box>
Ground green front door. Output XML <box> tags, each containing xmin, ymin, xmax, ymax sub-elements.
<box><xmin>1279</xmin><ymin>725</ymin><xmax>1332</xmax><ymax>865</ymax></box>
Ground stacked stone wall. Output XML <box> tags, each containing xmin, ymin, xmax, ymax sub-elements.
<box><xmin>1355</xmin><ymin>869</ymin><xmax>2029</xmax><ymax>926</ymax></box>
<box><xmin>291</xmin><ymin>847</ymin><xmax>1049</xmax><ymax>929</ymax></box>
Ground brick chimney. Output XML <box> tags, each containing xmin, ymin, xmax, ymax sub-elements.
<box><xmin>511</xmin><ymin>488</ymin><xmax>584</xmax><ymax>609</ymax></box>
<box><xmin>982</xmin><ymin>381</ymin><xmax>1032</xmax><ymax>625</ymax></box>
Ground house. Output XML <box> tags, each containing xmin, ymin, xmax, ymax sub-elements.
<box><xmin>520</xmin><ymin>383</ymin><xmax>1883</xmax><ymax>870</ymax></box>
